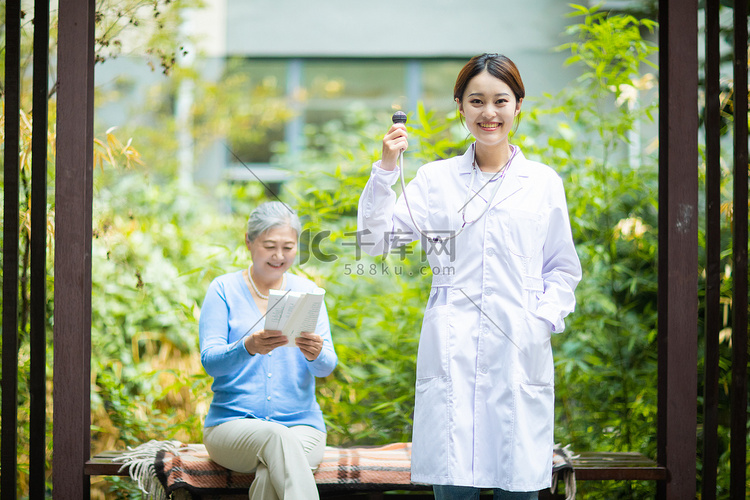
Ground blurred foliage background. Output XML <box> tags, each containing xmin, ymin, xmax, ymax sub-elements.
<box><xmin>1</xmin><ymin>2</ymin><xmax>748</xmax><ymax>499</ymax></box>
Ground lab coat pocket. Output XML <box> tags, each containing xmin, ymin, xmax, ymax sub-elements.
<box><xmin>520</xmin><ymin>313</ymin><xmax>554</xmax><ymax>386</ymax></box>
<box><xmin>416</xmin><ymin>304</ymin><xmax>450</xmax><ymax>380</ymax></box>
<box><xmin>501</xmin><ymin>209</ymin><xmax>545</xmax><ymax>259</ymax></box>
<box><xmin>426</xmin><ymin>287</ymin><xmax>448</xmax><ymax>310</ymax></box>
<box><xmin>412</xmin><ymin>376</ymin><xmax>450</xmax><ymax>478</ymax></box>
<box><xmin>512</xmin><ymin>383</ymin><xmax>554</xmax><ymax>487</ymax></box>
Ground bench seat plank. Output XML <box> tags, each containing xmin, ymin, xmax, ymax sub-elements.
<box><xmin>85</xmin><ymin>447</ymin><xmax>664</xmax><ymax>482</ymax></box>
<box><xmin>572</xmin><ymin>452</ymin><xmax>666</xmax><ymax>480</ymax></box>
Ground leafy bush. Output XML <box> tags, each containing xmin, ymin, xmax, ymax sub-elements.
<box><xmin>517</xmin><ymin>6</ymin><xmax>660</xmax><ymax>497</ymax></box>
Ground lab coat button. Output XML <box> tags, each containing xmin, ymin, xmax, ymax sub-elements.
<box><xmin>487</xmin><ymin>248</ymin><xmax>495</xmax><ymax>257</ymax></box>
<box><xmin>489</xmin><ymin>210</ymin><xmax>495</xmax><ymax>217</ymax></box>
<box><xmin>267</xmin><ymin>373</ymin><xmax>272</xmax><ymax>378</ymax></box>
<box><xmin>485</xmin><ymin>288</ymin><xmax>493</xmax><ymax>296</ymax></box>
<box><xmin>480</xmin><ymin>366</ymin><xmax>489</xmax><ymax>374</ymax></box>
<box><xmin>267</xmin><ymin>396</ymin><xmax>272</xmax><ymax>401</ymax></box>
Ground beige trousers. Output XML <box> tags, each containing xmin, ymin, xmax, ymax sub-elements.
<box><xmin>203</xmin><ymin>419</ymin><xmax>326</xmax><ymax>500</ymax></box>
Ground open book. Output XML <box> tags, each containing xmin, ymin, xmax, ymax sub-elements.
<box><xmin>264</xmin><ymin>287</ymin><xmax>325</xmax><ymax>343</ymax></box>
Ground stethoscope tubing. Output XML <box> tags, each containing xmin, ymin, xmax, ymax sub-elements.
<box><xmin>396</xmin><ymin>145</ymin><xmax>517</xmax><ymax>243</ymax></box>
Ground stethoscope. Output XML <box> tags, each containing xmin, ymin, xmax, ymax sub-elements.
<box><xmin>392</xmin><ymin>111</ymin><xmax>518</xmax><ymax>243</ymax></box>
<box><xmin>392</xmin><ymin>112</ymin><xmax>525</xmax><ymax>353</ymax></box>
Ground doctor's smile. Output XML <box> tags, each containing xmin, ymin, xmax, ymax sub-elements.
<box><xmin>479</xmin><ymin>122</ymin><xmax>501</xmax><ymax>130</ymax></box>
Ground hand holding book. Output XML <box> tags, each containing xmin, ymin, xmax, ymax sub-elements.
<box><xmin>264</xmin><ymin>288</ymin><xmax>326</xmax><ymax>342</ymax></box>
<box><xmin>243</xmin><ymin>329</ymin><xmax>288</xmax><ymax>355</ymax></box>
<box><xmin>294</xmin><ymin>331</ymin><xmax>324</xmax><ymax>361</ymax></box>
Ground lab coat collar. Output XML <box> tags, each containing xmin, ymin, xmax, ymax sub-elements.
<box><xmin>456</xmin><ymin>144</ymin><xmax>477</xmax><ymax>174</ymax></box>
<box><xmin>458</xmin><ymin>143</ymin><xmax>529</xmax><ymax>209</ymax></box>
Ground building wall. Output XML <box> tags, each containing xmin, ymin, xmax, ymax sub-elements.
<box><xmin>223</xmin><ymin>0</ymin><xmax>578</xmax><ymax>98</ymax></box>
<box><xmin>95</xmin><ymin>0</ymin><xmax>586</xmax><ymax>185</ymax></box>
<box><xmin>226</xmin><ymin>0</ymin><xmax>567</xmax><ymax>56</ymax></box>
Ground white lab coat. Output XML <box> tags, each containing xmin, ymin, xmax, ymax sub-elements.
<box><xmin>357</xmin><ymin>144</ymin><xmax>581</xmax><ymax>491</ymax></box>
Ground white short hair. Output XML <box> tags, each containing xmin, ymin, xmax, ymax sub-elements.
<box><xmin>246</xmin><ymin>201</ymin><xmax>301</xmax><ymax>242</ymax></box>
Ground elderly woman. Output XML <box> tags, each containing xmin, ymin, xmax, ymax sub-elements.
<box><xmin>199</xmin><ymin>201</ymin><xmax>338</xmax><ymax>500</ymax></box>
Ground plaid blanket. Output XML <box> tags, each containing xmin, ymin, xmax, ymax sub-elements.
<box><xmin>116</xmin><ymin>441</ymin><xmax>575</xmax><ymax>499</ymax></box>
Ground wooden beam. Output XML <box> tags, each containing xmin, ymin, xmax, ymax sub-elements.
<box><xmin>2</xmin><ymin>1</ymin><xmax>22</xmax><ymax>498</ymax></box>
<box><xmin>730</xmin><ymin>0</ymin><xmax>749</xmax><ymax>497</ymax></box>
<box><xmin>701</xmin><ymin>1</ymin><xmax>721</xmax><ymax>499</ymax></box>
<box><xmin>30</xmin><ymin>0</ymin><xmax>51</xmax><ymax>498</ymax></box>
<box><xmin>53</xmin><ymin>0</ymin><xmax>96</xmax><ymax>498</ymax></box>
<box><xmin>657</xmin><ymin>1</ymin><xmax>699</xmax><ymax>499</ymax></box>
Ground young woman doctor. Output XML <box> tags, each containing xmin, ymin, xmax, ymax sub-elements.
<box><xmin>357</xmin><ymin>54</ymin><xmax>582</xmax><ymax>499</ymax></box>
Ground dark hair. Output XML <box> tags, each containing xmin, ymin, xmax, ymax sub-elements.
<box><xmin>453</xmin><ymin>53</ymin><xmax>525</xmax><ymax>104</ymax></box>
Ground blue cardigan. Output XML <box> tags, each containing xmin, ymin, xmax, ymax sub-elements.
<box><xmin>199</xmin><ymin>271</ymin><xmax>338</xmax><ymax>432</ymax></box>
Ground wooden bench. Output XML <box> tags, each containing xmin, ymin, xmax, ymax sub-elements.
<box><xmin>570</xmin><ymin>451</ymin><xmax>666</xmax><ymax>481</ymax></box>
<box><xmin>85</xmin><ymin>445</ymin><xmax>665</xmax><ymax>499</ymax></box>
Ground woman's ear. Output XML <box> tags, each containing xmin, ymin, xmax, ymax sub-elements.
<box><xmin>515</xmin><ymin>97</ymin><xmax>523</xmax><ymax>116</ymax></box>
<box><xmin>456</xmin><ymin>98</ymin><xmax>465</xmax><ymax>116</ymax></box>
<box><xmin>245</xmin><ymin>233</ymin><xmax>252</xmax><ymax>251</ymax></box>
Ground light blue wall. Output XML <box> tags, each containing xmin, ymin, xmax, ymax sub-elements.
<box><xmin>226</xmin><ymin>0</ymin><xmax>569</xmax><ymax>57</ymax></box>
<box><xmin>224</xmin><ymin>0</ymin><xmax>579</xmax><ymax>97</ymax></box>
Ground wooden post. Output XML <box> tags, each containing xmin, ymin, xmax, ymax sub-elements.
<box><xmin>53</xmin><ymin>0</ymin><xmax>96</xmax><ymax>498</ymax></box>
<box><xmin>701</xmin><ymin>1</ymin><xmax>721</xmax><ymax>499</ymax></box>
<box><xmin>2</xmin><ymin>1</ymin><xmax>22</xmax><ymax>498</ymax></box>
<box><xmin>729</xmin><ymin>0</ymin><xmax>749</xmax><ymax>497</ymax></box>
<box><xmin>30</xmin><ymin>0</ymin><xmax>51</xmax><ymax>498</ymax></box>
<box><xmin>657</xmin><ymin>1</ymin><xmax>699</xmax><ymax>499</ymax></box>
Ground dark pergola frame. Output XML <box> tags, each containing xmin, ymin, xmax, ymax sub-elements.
<box><xmin>1</xmin><ymin>0</ymin><xmax>748</xmax><ymax>499</ymax></box>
